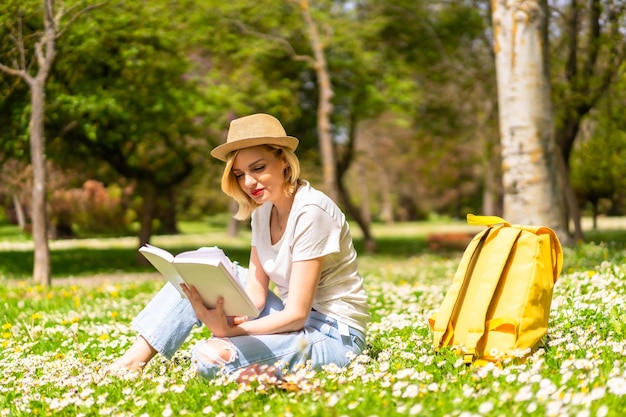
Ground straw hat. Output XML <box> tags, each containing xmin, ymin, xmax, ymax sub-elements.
<box><xmin>211</xmin><ymin>113</ymin><xmax>299</xmax><ymax>161</ymax></box>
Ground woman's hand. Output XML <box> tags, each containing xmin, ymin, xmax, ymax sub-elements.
<box><xmin>180</xmin><ymin>283</ymin><xmax>247</xmax><ymax>337</ymax></box>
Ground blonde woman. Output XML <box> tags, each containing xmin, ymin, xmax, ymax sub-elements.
<box><xmin>112</xmin><ymin>113</ymin><xmax>369</xmax><ymax>379</ymax></box>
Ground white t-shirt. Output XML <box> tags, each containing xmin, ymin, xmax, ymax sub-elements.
<box><xmin>251</xmin><ymin>181</ymin><xmax>370</xmax><ymax>333</ymax></box>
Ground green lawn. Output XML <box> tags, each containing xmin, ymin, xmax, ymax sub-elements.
<box><xmin>1</xmin><ymin>219</ymin><xmax>626</xmax><ymax>416</ymax></box>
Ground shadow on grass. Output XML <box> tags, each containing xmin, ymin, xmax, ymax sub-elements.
<box><xmin>2</xmin><ymin>228</ymin><xmax>624</xmax><ymax>281</ymax></box>
<box><xmin>0</xmin><ymin>235</ymin><xmax>436</xmax><ymax>281</ymax></box>
<box><xmin>0</xmin><ymin>244</ymin><xmax>254</xmax><ymax>281</ymax></box>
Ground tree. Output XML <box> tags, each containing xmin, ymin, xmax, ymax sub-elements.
<box><xmin>357</xmin><ymin>0</ymin><xmax>498</xmax><ymax>221</ymax></box>
<box><xmin>45</xmin><ymin>0</ymin><xmax>204</xmax><ymax>249</ymax></box>
<box><xmin>549</xmin><ymin>0</ymin><xmax>626</xmax><ymax>240</ymax></box>
<box><xmin>570</xmin><ymin>128</ymin><xmax>626</xmax><ymax>228</ymax></box>
<box><xmin>491</xmin><ymin>0</ymin><xmax>567</xmax><ymax>239</ymax></box>
<box><xmin>0</xmin><ymin>0</ymin><xmax>105</xmax><ymax>284</ymax></box>
<box><xmin>570</xmin><ymin>87</ymin><xmax>626</xmax><ymax>227</ymax></box>
<box><xmin>224</xmin><ymin>0</ymin><xmax>377</xmax><ymax>249</ymax></box>
<box><xmin>293</xmin><ymin>0</ymin><xmax>339</xmax><ymax>203</ymax></box>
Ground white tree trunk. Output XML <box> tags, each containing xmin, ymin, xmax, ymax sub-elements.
<box><xmin>492</xmin><ymin>0</ymin><xmax>567</xmax><ymax>238</ymax></box>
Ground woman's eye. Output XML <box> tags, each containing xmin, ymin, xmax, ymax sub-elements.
<box><xmin>253</xmin><ymin>165</ymin><xmax>265</xmax><ymax>172</ymax></box>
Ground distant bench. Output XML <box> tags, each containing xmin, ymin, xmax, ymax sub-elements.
<box><xmin>426</xmin><ymin>232</ymin><xmax>474</xmax><ymax>251</ymax></box>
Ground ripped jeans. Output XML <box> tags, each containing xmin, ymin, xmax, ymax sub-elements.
<box><xmin>131</xmin><ymin>265</ymin><xmax>367</xmax><ymax>379</ymax></box>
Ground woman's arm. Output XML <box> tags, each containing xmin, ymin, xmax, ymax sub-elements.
<box><xmin>233</xmin><ymin>256</ymin><xmax>322</xmax><ymax>335</ymax></box>
<box><xmin>245</xmin><ymin>246</ymin><xmax>270</xmax><ymax>312</ymax></box>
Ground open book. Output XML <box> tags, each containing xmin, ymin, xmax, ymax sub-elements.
<box><xmin>139</xmin><ymin>244</ymin><xmax>260</xmax><ymax>318</ymax></box>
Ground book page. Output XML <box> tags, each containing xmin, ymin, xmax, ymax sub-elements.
<box><xmin>174</xmin><ymin>246</ymin><xmax>237</xmax><ymax>277</ymax></box>
<box><xmin>173</xmin><ymin>260</ymin><xmax>259</xmax><ymax>318</ymax></box>
<box><xmin>138</xmin><ymin>244</ymin><xmax>186</xmax><ymax>298</ymax></box>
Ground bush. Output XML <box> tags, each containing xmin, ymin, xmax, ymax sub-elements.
<box><xmin>51</xmin><ymin>180</ymin><xmax>134</xmax><ymax>237</ymax></box>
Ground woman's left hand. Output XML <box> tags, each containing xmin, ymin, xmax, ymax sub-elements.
<box><xmin>180</xmin><ymin>283</ymin><xmax>234</xmax><ymax>337</ymax></box>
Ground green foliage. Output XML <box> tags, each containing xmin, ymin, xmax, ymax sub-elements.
<box><xmin>570</xmin><ymin>78</ymin><xmax>626</xmax><ymax>218</ymax></box>
<box><xmin>2</xmin><ymin>0</ymin><xmax>626</xmax><ymax>235</ymax></box>
<box><xmin>570</xmin><ymin>129</ymin><xmax>626</xmax><ymax>214</ymax></box>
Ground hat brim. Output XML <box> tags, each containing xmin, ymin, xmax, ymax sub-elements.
<box><xmin>210</xmin><ymin>136</ymin><xmax>299</xmax><ymax>162</ymax></box>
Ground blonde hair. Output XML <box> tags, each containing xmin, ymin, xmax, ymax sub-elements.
<box><xmin>221</xmin><ymin>145</ymin><xmax>302</xmax><ymax>220</ymax></box>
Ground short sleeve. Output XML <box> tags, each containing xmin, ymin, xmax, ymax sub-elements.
<box><xmin>291</xmin><ymin>205</ymin><xmax>341</xmax><ymax>262</ymax></box>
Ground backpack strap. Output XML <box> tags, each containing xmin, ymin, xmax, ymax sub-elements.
<box><xmin>459</xmin><ymin>226</ymin><xmax>522</xmax><ymax>363</ymax></box>
<box><xmin>430</xmin><ymin>227</ymin><xmax>491</xmax><ymax>347</ymax></box>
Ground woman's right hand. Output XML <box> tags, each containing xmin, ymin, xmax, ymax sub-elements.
<box><xmin>180</xmin><ymin>284</ymin><xmax>232</xmax><ymax>337</ymax></box>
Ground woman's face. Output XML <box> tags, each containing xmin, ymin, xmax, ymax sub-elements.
<box><xmin>231</xmin><ymin>146</ymin><xmax>287</xmax><ymax>204</ymax></box>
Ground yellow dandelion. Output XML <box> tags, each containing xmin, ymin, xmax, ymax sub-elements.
<box><xmin>98</xmin><ymin>334</ymin><xmax>110</xmax><ymax>341</ymax></box>
<box><xmin>2</xmin><ymin>333</ymin><xmax>11</xmax><ymax>339</ymax></box>
<box><xmin>111</xmin><ymin>291</ymin><xmax>119</xmax><ymax>298</ymax></box>
<box><xmin>46</xmin><ymin>292</ymin><xmax>54</xmax><ymax>300</ymax></box>
<box><xmin>55</xmin><ymin>352</ymin><xmax>66</xmax><ymax>360</ymax></box>
<box><xmin>74</xmin><ymin>296</ymin><xmax>80</xmax><ymax>308</ymax></box>
<box><xmin>31</xmin><ymin>313</ymin><xmax>42</xmax><ymax>320</ymax></box>
<box><xmin>1</xmin><ymin>323</ymin><xmax>12</xmax><ymax>330</ymax></box>
<box><xmin>587</xmin><ymin>271</ymin><xmax>595</xmax><ymax>277</ymax></box>
<box><xmin>70</xmin><ymin>317</ymin><xmax>80</xmax><ymax>323</ymax></box>
<box><xmin>110</xmin><ymin>311</ymin><xmax>119</xmax><ymax>319</ymax></box>
<box><xmin>1</xmin><ymin>341</ymin><xmax>8</xmax><ymax>348</ymax></box>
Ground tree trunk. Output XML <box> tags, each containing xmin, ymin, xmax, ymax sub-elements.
<box><xmin>379</xmin><ymin>166</ymin><xmax>394</xmax><ymax>225</ymax></box>
<box><xmin>356</xmin><ymin>162</ymin><xmax>371</xmax><ymax>228</ymax></box>
<box><xmin>556</xmin><ymin>149</ymin><xmax>584</xmax><ymax>240</ymax></box>
<box><xmin>492</xmin><ymin>0</ymin><xmax>568</xmax><ymax>241</ymax></box>
<box><xmin>337</xmin><ymin>178</ymin><xmax>377</xmax><ymax>254</ymax></box>
<box><xmin>592</xmin><ymin>201</ymin><xmax>598</xmax><ymax>230</ymax></box>
<box><xmin>29</xmin><ymin>80</ymin><xmax>51</xmax><ymax>284</ymax></box>
<box><xmin>158</xmin><ymin>190</ymin><xmax>179</xmax><ymax>235</ymax></box>
<box><xmin>138</xmin><ymin>183</ymin><xmax>156</xmax><ymax>250</ymax></box>
<box><xmin>227</xmin><ymin>199</ymin><xmax>240</xmax><ymax>238</ymax></box>
<box><xmin>12</xmin><ymin>193</ymin><xmax>27</xmax><ymax>229</ymax></box>
<box><xmin>298</xmin><ymin>0</ymin><xmax>338</xmax><ymax>202</ymax></box>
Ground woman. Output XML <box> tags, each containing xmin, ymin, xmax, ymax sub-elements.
<box><xmin>112</xmin><ymin>113</ymin><xmax>369</xmax><ymax>379</ymax></box>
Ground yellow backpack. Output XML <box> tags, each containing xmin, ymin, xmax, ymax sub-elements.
<box><xmin>429</xmin><ymin>214</ymin><xmax>563</xmax><ymax>365</ymax></box>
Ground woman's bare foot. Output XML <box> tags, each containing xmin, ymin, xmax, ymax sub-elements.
<box><xmin>109</xmin><ymin>336</ymin><xmax>158</xmax><ymax>371</ymax></box>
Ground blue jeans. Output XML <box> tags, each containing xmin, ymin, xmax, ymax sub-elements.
<box><xmin>131</xmin><ymin>265</ymin><xmax>367</xmax><ymax>379</ymax></box>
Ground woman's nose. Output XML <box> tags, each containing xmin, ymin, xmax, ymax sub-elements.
<box><xmin>244</xmin><ymin>173</ymin><xmax>256</xmax><ymax>187</ymax></box>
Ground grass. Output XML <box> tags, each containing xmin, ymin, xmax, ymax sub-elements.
<box><xmin>1</xmin><ymin>219</ymin><xmax>626</xmax><ymax>416</ymax></box>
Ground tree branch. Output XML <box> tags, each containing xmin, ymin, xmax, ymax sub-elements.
<box><xmin>595</xmin><ymin>0</ymin><xmax>626</xmax><ymax>99</ymax></box>
<box><xmin>0</xmin><ymin>10</ymin><xmax>33</xmax><ymax>83</ymax></box>
<box><xmin>582</xmin><ymin>0</ymin><xmax>601</xmax><ymax>81</ymax></box>
<box><xmin>56</xmin><ymin>1</ymin><xmax>110</xmax><ymax>39</ymax></box>
<box><xmin>227</xmin><ymin>18</ymin><xmax>317</xmax><ymax>66</ymax></box>
<box><xmin>0</xmin><ymin>62</ymin><xmax>27</xmax><ymax>79</ymax></box>
<box><xmin>16</xmin><ymin>10</ymin><xmax>27</xmax><ymax>70</ymax></box>
<box><xmin>565</xmin><ymin>0</ymin><xmax>579</xmax><ymax>82</ymax></box>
